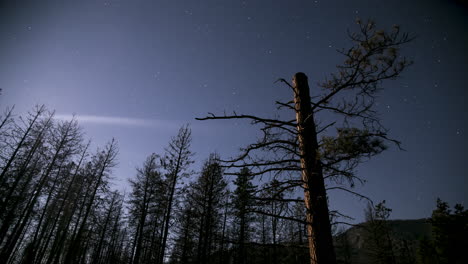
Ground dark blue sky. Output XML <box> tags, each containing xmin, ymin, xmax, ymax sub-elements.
<box><xmin>1</xmin><ymin>0</ymin><xmax>467</xmax><ymax>223</ymax></box>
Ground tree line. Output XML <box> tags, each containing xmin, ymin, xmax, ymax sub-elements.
<box><xmin>1</xmin><ymin>106</ymin><xmax>465</xmax><ymax>264</ymax></box>
<box><xmin>0</xmin><ymin>107</ymin><xmax>313</xmax><ymax>264</ymax></box>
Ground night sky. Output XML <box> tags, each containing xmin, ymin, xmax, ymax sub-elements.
<box><xmin>1</xmin><ymin>0</ymin><xmax>467</xmax><ymax>223</ymax></box>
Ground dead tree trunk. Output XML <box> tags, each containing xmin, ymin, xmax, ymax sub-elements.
<box><xmin>158</xmin><ymin>125</ymin><xmax>192</xmax><ymax>264</ymax></box>
<box><xmin>292</xmin><ymin>72</ymin><xmax>336</xmax><ymax>264</ymax></box>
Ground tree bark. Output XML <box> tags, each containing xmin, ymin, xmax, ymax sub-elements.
<box><xmin>292</xmin><ymin>72</ymin><xmax>336</xmax><ymax>264</ymax></box>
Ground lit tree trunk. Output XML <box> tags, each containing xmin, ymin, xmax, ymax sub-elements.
<box><xmin>292</xmin><ymin>72</ymin><xmax>336</xmax><ymax>264</ymax></box>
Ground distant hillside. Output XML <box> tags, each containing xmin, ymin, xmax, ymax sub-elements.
<box><xmin>335</xmin><ymin>218</ymin><xmax>432</xmax><ymax>264</ymax></box>
<box><xmin>220</xmin><ymin>219</ymin><xmax>434</xmax><ymax>264</ymax></box>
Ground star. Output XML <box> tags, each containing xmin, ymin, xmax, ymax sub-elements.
<box><xmin>426</xmin><ymin>121</ymin><xmax>432</xmax><ymax>129</ymax></box>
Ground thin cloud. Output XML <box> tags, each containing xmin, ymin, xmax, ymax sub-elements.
<box><xmin>54</xmin><ymin>114</ymin><xmax>161</xmax><ymax>127</ymax></box>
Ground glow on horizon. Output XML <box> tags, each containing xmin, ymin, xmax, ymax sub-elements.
<box><xmin>54</xmin><ymin>114</ymin><xmax>160</xmax><ymax>127</ymax></box>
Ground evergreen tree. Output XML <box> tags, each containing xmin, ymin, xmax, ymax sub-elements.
<box><xmin>417</xmin><ymin>236</ymin><xmax>438</xmax><ymax>264</ymax></box>
<box><xmin>191</xmin><ymin>154</ymin><xmax>228</xmax><ymax>264</ymax></box>
<box><xmin>428</xmin><ymin>199</ymin><xmax>468</xmax><ymax>264</ymax></box>
<box><xmin>232</xmin><ymin>168</ymin><xmax>256</xmax><ymax>264</ymax></box>
<box><xmin>362</xmin><ymin>201</ymin><xmax>396</xmax><ymax>264</ymax></box>
<box><xmin>158</xmin><ymin>125</ymin><xmax>193</xmax><ymax>264</ymax></box>
<box><xmin>128</xmin><ymin>154</ymin><xmax>165</xmax><ymax>264</ymax></box>
<box><xmin>169</xmin><ymin>195</ymin><xmax>197</xmax><ymax>264</ymax></box>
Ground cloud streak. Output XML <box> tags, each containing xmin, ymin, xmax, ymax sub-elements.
<box><xmin>54</xmin><ymin>114</ymin><xmax>161</xmax><ymax>127</ymax></box>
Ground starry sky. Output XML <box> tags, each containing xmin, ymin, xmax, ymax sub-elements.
<box><xmin>1</xmin><ymin>0</ymin><xmax>467</xmax><ymax>223</ymax></box>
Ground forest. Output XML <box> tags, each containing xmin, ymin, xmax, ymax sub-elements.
<box><xmin>0</xmin><ymin>105</ymin><xmax>467</xmax><ymax>264</ymax></box>
<box><xmin>1</xmin><ymin>20</ymin><xmax>467</xmax><ymax>264</ymax></box>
